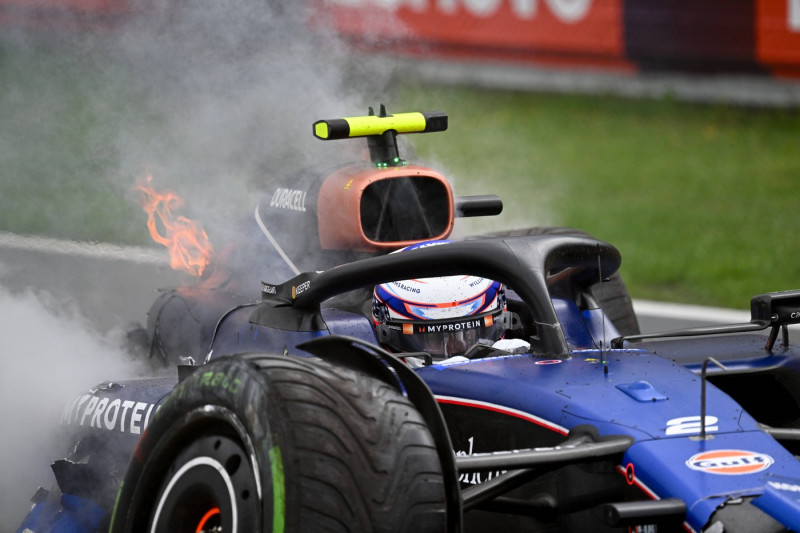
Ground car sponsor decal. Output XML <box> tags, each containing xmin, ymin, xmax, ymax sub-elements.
<box><xmin>392</xmin><ymin>281</ymin><xmax>421</xmax><ymax>294</ymax></box>
<box><xmin>686</xmin><ymin>449</ymin><xmax>774</xmax><ymax>475</ymax></box>
<box><xmin>292</xmin><ymin>280</ymin><xmax>310</xmax><ymax>299</ymax></box>
<box><xmin>455</xmin><ymin>436</ymin><xmax>506</xmax><ymax>485</ymax></box>
<box><xmin>269</xmin><ymin>187</ymin><xmax>307</xmax><ymax>212</ymax></box>
<box><xmin>261</xmin><ymin>283</ymin><xmax>277</xmax><ymax>295</ymax></box>
<box><xmin>415</xmin><ymin>318</ymin><xmax>485</xmax><ymax>333</ymax></box>
<box><xmin>767</xmin><ymin>480</ymin><xmax>800</xmax><ymax>493</ymax></box>
<box><xmin>61</xmin><ymin>394</ymin><xmax>159</xmax><ymax>435</ymax></box>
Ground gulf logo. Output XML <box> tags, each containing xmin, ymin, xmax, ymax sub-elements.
<box><xmin>686</xmin><ymin>449</ymin><xmax>774</xmax><ymax>475</ymax></box>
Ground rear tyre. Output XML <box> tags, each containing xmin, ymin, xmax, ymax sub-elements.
<box><xmin>472</xmin><ymin>227</ymin><xmax>640</xmax><ymax>336</ymax></box>
<box><xmin>110</xmin><ymin>355</ymin><xmax>447</xmax><ymax>533</ymax></box>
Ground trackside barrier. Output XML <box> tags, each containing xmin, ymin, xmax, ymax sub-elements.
<box><xmin>317</xmin><ymin>0</ymin><xmax>800</xmax><ymax>78</ymax></box>
<box><xmin>2</xmin><ymin>0</ymin><xmax>799</xmax><ymax>77</ymax></box>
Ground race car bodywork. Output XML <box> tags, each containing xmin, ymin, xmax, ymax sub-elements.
<box><xmin>18</xmin><ymin>107</ymin><xmax>800</xmax><ymax>533</ymax></box>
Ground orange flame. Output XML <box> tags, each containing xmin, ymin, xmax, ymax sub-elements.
<box><xmin>135</xmin><ymin>175</ymin><xmax>214</xmax><ymax>277</ymax></box>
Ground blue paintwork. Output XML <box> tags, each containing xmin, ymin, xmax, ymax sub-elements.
<box><xmin>753</xmin><ymin>474</ymin><xmax>800</xmax><ymax>529</ymax></box>
<box><xmin>204</xmin><ymin>305</ymin><xmax>376</xmax><ymax>360</ymax></box>
<box><xmin>625</xmin><ymin>433</ymin><xmax>800</xmax><ymax>531</ymax></box>
<box><xmin>421</xmin><ymin>349</ymin><xmax>752</xmax><ymax>438</ymax></box>
<box><xmin>209</xmin><ymin>314</ymin><xmax>327</xmax><ymax>358</ymax></box>
<box><xmin>17</xmin><ymin>493</ymin><xmax>106</xmax><ymax>533</ymax></box>
<box><xmin>419</xmin><ymin>342</ymin><xmax>800</xmax><ymax>529</ymax></box>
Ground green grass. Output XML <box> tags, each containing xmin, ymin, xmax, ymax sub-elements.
<box><xmin>2</xmin><ymin>37</ymin><xmax>799</xmax><ymax>308</ymax></box>
<box><xmin>396</xmin><ymin>86</ymin><xmax>800</xmax><ymax>308</ymax></box>
<box><xmin>0</xmin><ymin>39</ymin><xmax>151</xmax><ymax>244</ymax></box>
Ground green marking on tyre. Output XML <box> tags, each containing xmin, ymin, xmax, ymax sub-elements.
<box><xmin>108</xmin><ymin>480</ymin><xmax>124</xmax><ymax>532</ymax></box>
<box><xmin>270</xmin><ymin>445</ymin><xmax>285</xmax><ymax>533</ymax></box>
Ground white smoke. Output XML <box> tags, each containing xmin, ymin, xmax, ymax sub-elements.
<box><xmin>0</xmin><ymin>3</ymin><xmax>405</xmax><ymax>529</ymax></box>
<box><xmin>104</xmin><ymin>0</ymin><xmax>396</xmax><ymax>243</ymax></box>
<box><xmin>1</xmin><ymin>0</ymin><xmax>404</xmax><ymax>247</ymax></box>
<box><xmin>0</xmin><ymin>286</ymin><xmax>153</xmax><ymax>529</ymax></box>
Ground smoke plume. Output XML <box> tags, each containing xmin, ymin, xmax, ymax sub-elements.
<box><xmin>0</xmin><ymin>2</ymin><xmax>404</xmax><ymax>529</ymax></box>
<box><xmin>0</xmin><ymin>286</ymin><xmax>154</xmax><ymax>527</ymax></box>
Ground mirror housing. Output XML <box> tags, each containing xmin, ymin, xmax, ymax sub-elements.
<box><xmin>751</xmin><ymin>290</ymin><xmax>800</xmax><ymax>327</ymax></box>
<box><xmin>317</xmin><ymin>164</ymin><xmax>454</xmax><ymax>251</ymax></box>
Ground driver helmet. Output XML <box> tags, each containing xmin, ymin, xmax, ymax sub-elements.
<box><xmin>372</xmin><ymin>241</ymin><xmax>509</xmax><ymax>358</ymax></box>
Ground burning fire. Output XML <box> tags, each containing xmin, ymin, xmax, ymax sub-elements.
<box><xmin>135</xmin><ymin>175</ymin><xmax>214</xmax><ymax>277</ymax></box>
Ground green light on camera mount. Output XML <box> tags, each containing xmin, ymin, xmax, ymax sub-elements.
<box><xmin>376</xmin><ymin>157</ymin><xmax>408</xmax><ymax>169</ymax></box>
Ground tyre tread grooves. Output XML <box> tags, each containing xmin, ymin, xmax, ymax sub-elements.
<box><xmin>249</xmin><ymin>355</ymin><xmax>447</xmax><ymax>532</ymax></box>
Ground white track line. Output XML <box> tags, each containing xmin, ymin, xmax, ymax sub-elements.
<box><xmin>0</xmin><ymin>233</ymin><xmax>763</xmax><ymax>323</ymax></box>
<box><xmin>633</xmin><ymin>299</ymin><xmax>750</xmax><ymax>324</ymax></box>
<box><xmin>0</xmin><ymin>231</ymin><xmax>169</xmax><ymax>265</ymax></box>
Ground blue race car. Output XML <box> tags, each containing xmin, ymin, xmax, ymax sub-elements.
<box><xmin>19</xmin><ymin>107</ymin><xmax>800</xmax><ymax>533</ymax></box>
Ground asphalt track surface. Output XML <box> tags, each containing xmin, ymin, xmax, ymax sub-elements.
<box><xmin>0</xmin><ymin>231</ymin><xmax>753</xmax><ymax>334</ymax></box>
<box><xmin>0</xmin><ymin>232</ymin><xmax>185</xmax><ymax>332</ymax></box>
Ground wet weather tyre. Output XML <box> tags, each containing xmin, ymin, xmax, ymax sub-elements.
<box><xmin>110</xmin><ymin>354</ymin><xmax>447</xmax><ymax>533</ymax></box>
<box><xmin>472</xmin><ymin>227</ymin><xmax>640</xmax><ymax>336</ymax></box>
